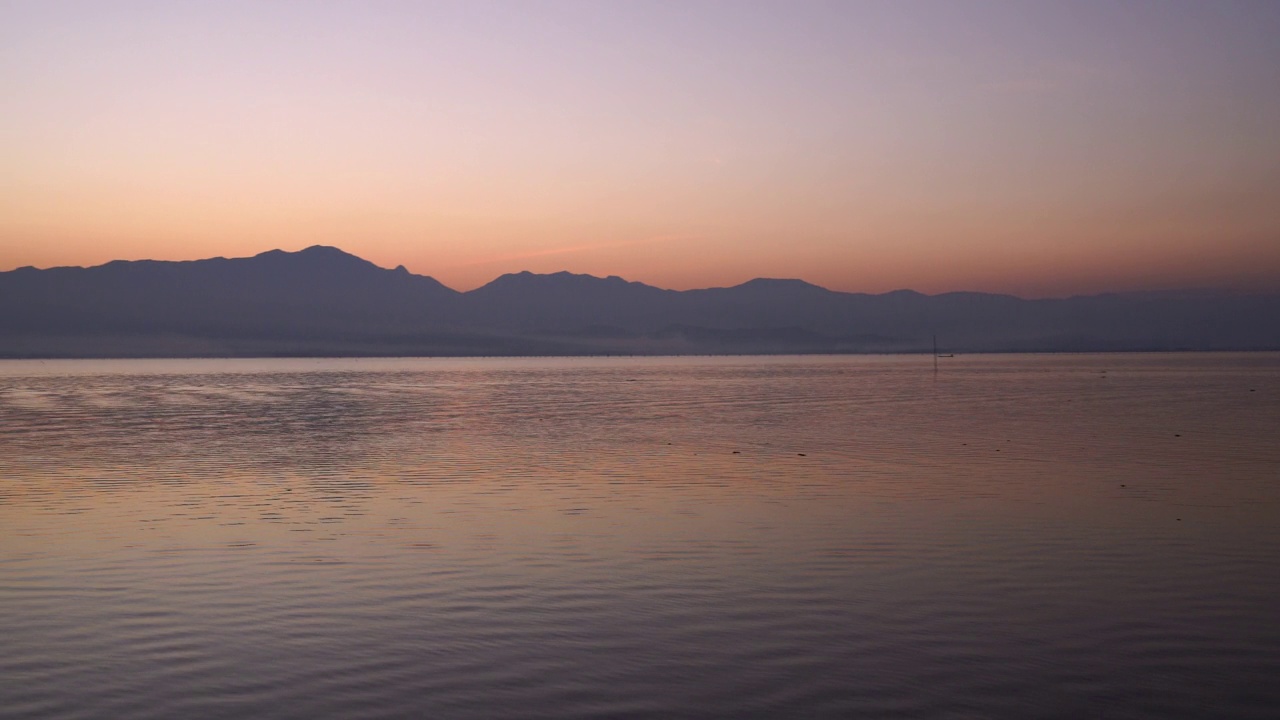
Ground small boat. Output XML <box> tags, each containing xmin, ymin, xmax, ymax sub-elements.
<box><xmin>932</xmin><ymin>336</ymin><xmax>953</xmax><ymax>357</ymax></box>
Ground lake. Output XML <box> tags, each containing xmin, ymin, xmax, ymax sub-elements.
<box><xmin>2</xmin><ymin>354</ymin><xmax>1278</xmax><ymax>719</ymax></box>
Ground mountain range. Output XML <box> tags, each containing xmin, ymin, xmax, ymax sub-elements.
<box><xmin>2</xmin><ymin>245</ymin><xmax>1277</xmax><ymax>357</ymax></box>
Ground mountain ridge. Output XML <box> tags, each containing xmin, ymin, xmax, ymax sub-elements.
<box><xmin>2</xmin><ymin>246</ymin><xmax>1277</xmax><ymax>357</ymax></box>
<box><xmin>4</xmin><ymin>245</ymin><xmax>1259</xmax><ymax>300</ymax></box>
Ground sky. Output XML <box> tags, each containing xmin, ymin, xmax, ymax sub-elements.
<box><xmin>2</xmin><ymin>0</ymin><xmax>1279</xmax><ymax>297</ymax></box>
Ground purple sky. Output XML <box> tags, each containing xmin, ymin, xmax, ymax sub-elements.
<box><xmin>3</xmin><ymin>0</ymin><xmax>1279</xmax><ymax>295</ymax></box>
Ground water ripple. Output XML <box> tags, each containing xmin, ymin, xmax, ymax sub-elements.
<box><xmin>2</xmin><ymin>354</ymin><xmax>1279</xmax><ymax>718</ymax></box>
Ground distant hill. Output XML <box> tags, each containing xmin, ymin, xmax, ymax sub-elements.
<box><xmin>1</xmin><ymin>246</ymin><xmax>1277</xmax><ymax>357</ymax></box>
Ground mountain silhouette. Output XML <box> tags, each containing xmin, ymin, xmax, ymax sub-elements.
<box><xmin>1</xmin><ymin>246</ymin><xmax>1277</xmax><ymax>357</ymax></box>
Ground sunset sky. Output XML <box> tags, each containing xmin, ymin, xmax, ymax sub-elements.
<box><xmin>3</xmin><ymin>0</ymin><xmax>1279</xmax><ymax>297</ymax></box>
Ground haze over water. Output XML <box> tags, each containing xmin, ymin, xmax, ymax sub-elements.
<box><xmin>2</xmin><ymin>354</ymin><xmax>1278</xmax><ymax>719</ymax></box>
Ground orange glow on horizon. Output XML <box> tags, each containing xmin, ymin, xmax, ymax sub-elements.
<box><xmin>2</xmin><ymin>2</ymin><xmax>1278</xmax><ymax>298</ymax></box>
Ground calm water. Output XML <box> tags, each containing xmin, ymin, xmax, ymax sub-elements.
<box><xmin>2</xmin><ymin>354</ymin><xmax>1279</xmax><ymax>719</ymax></box>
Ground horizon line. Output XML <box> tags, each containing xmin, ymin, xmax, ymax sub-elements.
<box><xmin>0</xmin><ymin>244</ymin><xmax>1263</xmax><ymax>302</ymax></box>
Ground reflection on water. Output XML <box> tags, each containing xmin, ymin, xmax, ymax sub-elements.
<box><xmin>2</xmin><ymin>354</ymin><xmax>1279</xmax><ymax>719</ymax></box>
